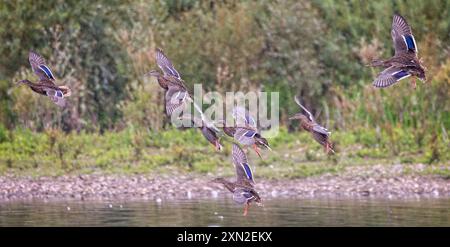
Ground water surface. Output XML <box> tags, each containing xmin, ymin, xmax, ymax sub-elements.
<box><xmin>0</xmin><ymin>197</ymin><xmax>449</xmax><ymax>226</ymax></box>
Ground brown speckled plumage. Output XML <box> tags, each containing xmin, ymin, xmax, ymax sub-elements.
<box><xmin>16</xmin><ymin>51</ymin><xmax>71</xmax><ymax>107</ymax></box>
<box><xmin>211</xmin><ymin>144</ymin><xmax>261</xmax><ymax>216</ymax></box>
<box><xmin>290</xmin><ymin>96</ymin><xmax>334</xmax><ymax>154</ymax></box>
<box><xmin>369</xmin><ymin>14</ymin><xmax>426</xmax><ymax>89</ymax></box>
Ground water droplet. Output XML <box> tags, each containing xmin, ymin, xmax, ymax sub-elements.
<box><xmin>211</xmin><ymin>191</ymin><xmax>218</xmax><ymax>198</ymax></box>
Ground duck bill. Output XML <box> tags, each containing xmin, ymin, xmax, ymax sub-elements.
<box><xmin>145</xmin><ymin>70</ymin><xmax>160</xmax><ymax>77</ymax></box>
<box><xmin>210</xmin><ymin>177</ymin><xmax>224</xmax><ymax>184</ymax></box>
<box><xmin>215</xmin><ymin>141</ymin><xmax>223</xmax><ymax>151</ymax></box>
<box><xmin>261</xmin><ymin>142</ymin><xmax>271</xmax><ymax>151</ymax></box>
<box><xmin>14</xmin><ymin>80</ymin><xmax>28</xmax><ymax>87</ymax></box>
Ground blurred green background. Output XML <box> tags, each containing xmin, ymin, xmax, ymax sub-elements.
<box><xmin>0</xmin><ymin>0</ymin><xmax>448</xmax><ymax>176</ymax></box>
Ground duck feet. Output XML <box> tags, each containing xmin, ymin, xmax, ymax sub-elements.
<box><xmin>325</xmin><ymin>142</ymin><xmax>335</xmax><ymax>155</ymax></box>
<box><xmin>253</xmin><ymin>144</ymin><xmax>262</xmax><ymax>159</ymax></box>
<box><xmin>243</xmin><ymin>203</ymin><xmax>249</xmax><ymax>216</ymax></box>
<box><xmin>410</xmin><ymin>78</ymin><xmax>417</xmax><ymax>90</ymax></box>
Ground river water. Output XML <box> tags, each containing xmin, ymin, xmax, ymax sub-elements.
<box><xmin>0</xmin><ymin>197</ymin><xmax>449</xmax><ymax>226</ymax></box>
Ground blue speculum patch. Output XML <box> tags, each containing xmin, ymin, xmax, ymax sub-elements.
<box><xmin>56</xmin><ymin>90</ymin><xmax>63</xmax><ymax>97</ymax></box>
<box><xmin>244</xmin><ymin>130</ymin><xmax>256</xmax><ymax>137</ymax></box>
<box><xmin>242</xmin><ymin>191</ymin><xmax>253</xmax><ymax>199</ymax></box>
<box><xmin>393</xmin><ymin>70</ymin><xmax>409</xmax><ymax>80</ymax></box>
<box><xmin>404</xmin><ymin>35</ymin><xmax>416</xmax><ymax>51</ymax></box>
<box><xmin>39</xmin><ymin>65</ymin><xmax>55</xmax><ymax>80</ymax></box>
<box><xmin>242</xmin><ymin>163</ymin><xmax>253</xmax><ymax>180</ymax></box>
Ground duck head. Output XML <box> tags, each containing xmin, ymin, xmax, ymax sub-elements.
<box><xmin>211</xmin><ymin>177</ymin><xmax>227</xmax><ymax>184</ymax></box>
<box><xmin>415</xmin><ymin>58</ymin><xmax>427</xmax><ymax>82</ymax></box>
<box><xmin>254</xmin><ymin>134</ymin><xmax>270</xmax><ymax>150</ymax></box>
<box><xmin>145</xmin><ymin>70</ymin><xmax>161</xmax><ymax>77</ymax></box>
<box><xmin>289</xmin><ymin>113</ymin><xmax>310</xmax><ymax>123</ymax></box>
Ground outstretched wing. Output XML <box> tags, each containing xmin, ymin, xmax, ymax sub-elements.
<box><xmin>232</xmin><ymin>188</ymin><xmax>255</xmax><ymax>205</ymax></box>
<box><xmin>155</xmin><ymin>48</ymin><xmax>181</xmax><ymax>80</ymax></box>
<box><xmin>165</xmin><ymin>86</ymin><xmax>188</xmax><ymax>117</ymax></box>
<box><xmin>232</xmin><ymin>144</ymin><xmax>254</xmax><ymax>185</ymax></box>
<box><xmin>373</xmin><ymin>66</ymin><xmax>411</xmax><ymax>88</ymax></box>
<box><xmin>233</xmin><ymin>128</ymin><xmax>257</xmax><ymax>147</ymax></box>
<box><xmin>294</xmin><ymin>96</ymin><xmax>314</xmax><ymax>122</ymax></box>
<box><xmin>29</xmin><ymin>51</ymin><xmax>56</xmax><ymax>81</ymax></box>
<box><xmin>312</xmin><ymin>124</ymin><xmax>330</xmax><ymax>136</ymax></box>
<box><xmin>391</xmin><ymin>14</ymin><xmax>418</xmax><ymax>56</ymax></box>
<box><xmin>45</xmin><ymin>88</ymin><xmax>66</xmax><ymax>107</ymax></box>
<box><xmin>233</xmin><ymin>106</ymin><xmax>256</xmax><ymax>128</ymax></box>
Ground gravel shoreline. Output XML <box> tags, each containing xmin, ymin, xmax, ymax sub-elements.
<box><xmin>1</xmin><ymin>164</ymin><xmax>449</xmax><ymax>202</ymax></box>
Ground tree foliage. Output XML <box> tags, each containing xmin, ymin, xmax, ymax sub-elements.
<box><xmin>0</xmin><ymin>0</ymin><xmax>448</xmax><ymax>136</ymax></box>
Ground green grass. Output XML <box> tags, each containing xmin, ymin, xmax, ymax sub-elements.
<box><xmin>0</xmin><ymin>127</ymin><xmax>448</xmax><ymax>179</ymax></box>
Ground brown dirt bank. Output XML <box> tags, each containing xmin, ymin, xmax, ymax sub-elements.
<box><xmin>1</xmin><ymin>164</ymin><xmax>449</xmax><ymax>202</ymax></box>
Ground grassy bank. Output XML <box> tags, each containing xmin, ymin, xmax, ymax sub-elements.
<box><xmin>0</xmin><ymin>126</ymin><xmax>448</xmax><ymax>179</ymax></box>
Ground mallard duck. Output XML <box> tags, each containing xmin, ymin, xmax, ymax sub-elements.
<box><xmin>146</xmin><ymin>48</ymin><xmax>204</xmax><ymax>119</ymax></box>
<box><xmin>145</xmin><ymin>48</ymin><xmax>189</xmax><ymax>92</ymax></box>
<box><xmin>15</xmin><ymin>51</ymin><xmax>71</xmax><ymax>107</ymax></box>
<box><xmin>233</xmin><ymin>127</ymin><xmax>270</xmax><ymax>159</ymax></box>
<box><xmin>370</xmin><ymin>14</ymin><xmax>426</xmax><ymax>89</ymax></box>
<box><xmin>211</xmin><ymin>143</ymin><xmax>262</xmax><ymax>216</ymax></box>
<box><xmin>289</xmin><ymin>96</ymin><xmax>334</xmax><ymax>154</ymax></box>
<box><xmin>219</xmin><ymin>107</ymin><xmax>270</xmax><ymax>158</ymax></box>
<box><xmin>179</xmin><ymin>115</ymin><xmax>223</xmax><ymax>151</ymax></box>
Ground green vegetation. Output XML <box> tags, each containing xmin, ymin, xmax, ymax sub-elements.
<box><xmin>0</xmin><ymin>127</ymin><xmax>447</xmax><ymax>179</ymax></box>
<box><xmin>0</xmin><ymin>1</ymin><xmax>448</xmax><ymax>179</ymax></box>
<box><xmin>0</xmin><ymin>1</ymin><xmax>448</xmax><ymax>131</ymax></box>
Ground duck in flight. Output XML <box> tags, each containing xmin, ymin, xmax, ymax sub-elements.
<box><xmin>219</xmin><ymin>107</ymin><xmax>270</xmax><ymax>158</ymax></box>
<box><xmin>289</xmin><ymin>96</ymin><xmax>335</xmax><ymax>154</ymax></box>
<box><xmin>15</xmin><ymin>51</ymin><xmax>71</xmax><ymax>107</ymax></box>
<box><xmin>179</xmin><ymin>115</ymin><xmax>223</xmax><ymax>151</ymax></box>
<box><xmin>145</xmin><ymin>48</ymin><xmax>213</xmax><ymax>132</ymax></box>
<box><xmin>145</xmin><ymin>48</ymin><xmax>191</xmax><ymax>116</ymax></box>
<box><xmin>212</xmin><ymin>143</ymin><xmax>262</xmax><ymax>216</ymax></box>
<box><xmin>369</xmin><ymin>14</ymin><xmax>426</xmax><ymax>89</ymax></box>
